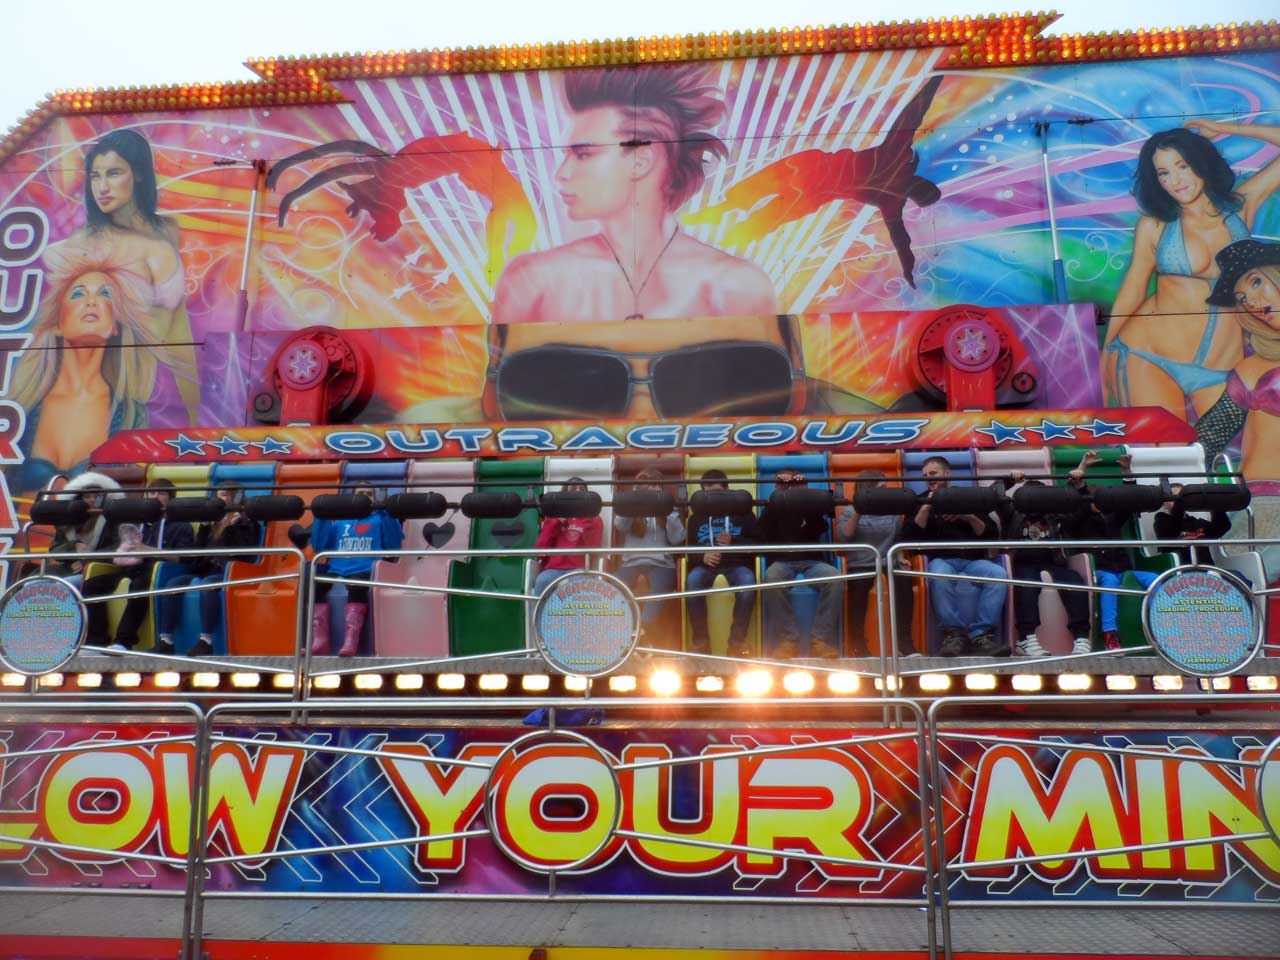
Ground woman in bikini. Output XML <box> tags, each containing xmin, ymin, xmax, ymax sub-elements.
<box><xmin>64</xmin><ymin>129</ymin><xmax>199</xmax><ymax>422</ymax></box>
<box><xmin>1103</xmin><ymin>120</ymin><xmax>1280</xmax><ymax>419</ymax></box>
<box><xmin>1195</xmin><ymin>239</ymin><xmax>1280</xmax><ymax>490</ymax></box>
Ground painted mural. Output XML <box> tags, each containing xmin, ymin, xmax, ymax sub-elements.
<box><xmin>0</xmin><ymin>45</ymin><xmax>1279</xmax><ymax>523</ymax></box>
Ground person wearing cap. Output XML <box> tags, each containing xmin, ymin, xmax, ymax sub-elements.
<box><xmin>533</xmin><ymin>477</ymin><xmax>603</xmax><ymax>595</ymax></box>
<box><xmin>1198</xmin><ymin>238</ymin><xmax>1280</xmax><ymax>488</ymax></box>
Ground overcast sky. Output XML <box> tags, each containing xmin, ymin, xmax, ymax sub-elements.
<box><xmin>4</xmin><ymin>0</ymin><xmax>1277</xmax><ymax>131</ymax></box>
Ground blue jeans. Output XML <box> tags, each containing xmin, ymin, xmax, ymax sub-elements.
<box><xmin>158</xmin><ymin>573</ymin><xmax>224</xmax><ymax>636</ymax></box>
<box><xmin>763</xmin><ymin>560</ymin><xmax>842</xmax><ymax>648</ymax></box>
<box><xmin>927</xmin><ymin>557</ymin><xmax>1006</xmax><ymax>637</ymax></box>
<box><xmin>686</xmin><ymin>564</ymin><xmax>755</xmax><ymax>648</ymax></box>
<box><xmin>534</xmin><ymin>567</ymin><xmax>575</xmax><ymax>595</ymax></box>
<box><xmin>615</xmin><ymin>563</ymin><xmax>677</xmax><ymax>625</ymax></box>
<box><xmin>1094</xmin><ymin>568</ymin><xmax>1158</xmax><ymax>633</ymax></box>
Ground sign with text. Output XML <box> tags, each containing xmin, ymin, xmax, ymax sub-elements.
<box><xmin>533</xmin><ymin>571</ymin><xmax>638</xmax><ymax>677</ymax></box>
<box><xmin>0</xmin><ymin>576</ymin><xmax>85</xmax><ymax>675</ymax></box>
<box><xmin>1143</xmin><ymin>566</ymin><xmax>1263</xmax><ymax>677</ymax></box>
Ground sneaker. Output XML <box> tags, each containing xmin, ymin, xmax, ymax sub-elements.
<box><xmin>1071</xmin><ymin>637</ymin><xmax>1093</xmax><ymax>656</ymax></box>
<box><xmin>773</xmin><ymin>641</ymin><xmax>799</xmax><ymax>660</ymax></box>
<box><xmin>1015</xmin><ymin>634</ymin><xmax>1049</xmax><ymax>658</ymax></box>
<box><xmin>1103</xmin><ymin>630</ymin><xmax>1121</xmax><ymax>651</ymax></box>
<box><xmin>899</xmin><ymin>650</ymin><xmax>925</xmax><ymax>660</ymax></box>
<box><xmin>971</xmin><ymin>631</ymin><xmax>1009</xmax><ymax>657</ymax></box>
<box><xmin>810</xmin><ymin>639</ymin><xmax>842</xmax><ymax>660</ymax></box>
<box><xmin>187</xmin><ymin>638</ymin><xmax>214</xmax><ymax>658</ymax></box>
<box><xmin>106</xmin><ymin>642</ymin><xmax>129</xmax><ymax>653</ymax></box>
<box><xmin>152</xmin><ymin>638</ymin><xmax>176</xmax><ymax>656</ymax></box>
<box><xmin>939</xmin><ymin>629</ymin><xmax>966</xmax><ymax>658</ymax></box>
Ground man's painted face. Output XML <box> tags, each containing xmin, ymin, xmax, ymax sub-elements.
<box><xmin>556</xmin><ymin>106</ymin><xmax>636</xmax><ymax>222</ymax></box>
<box><xmin>90</xmin><ymin>150</ymin><xmax>135</xmax><ymax>216</ymax></box>
<box><xmin>1235</xmin><ymin>268</ymin><xmax>1280</xmax><ymax>326</ymax></box>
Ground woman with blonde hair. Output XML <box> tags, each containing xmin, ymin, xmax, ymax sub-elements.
<box><xmin>9</xmin><ymin>241</ymin><xmax>179</xmax><ymax>492</ymax></box>
<box><xmin>1196</xmin><ymin>239</ymin><xmax>1280</xmax><ymax>489</ymax></box>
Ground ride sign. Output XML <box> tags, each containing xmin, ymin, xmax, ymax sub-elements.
<box><xmin>0</xmin><ymin>575</ymin><xmax>87</xmax><ymax>675</ymax></box>
<box><xmin>532</xmin><ymin>571</ymin><xmax>639</xmax><ymax>677</ymax></box>
<box><xmin>1142</xmin><ymin>565</ymin><xmax>1263</xmax><ymax>677</ymax></box>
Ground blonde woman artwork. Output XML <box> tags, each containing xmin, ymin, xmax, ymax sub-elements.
<box><xmin>1196</xmin><ymin>239</ymin><xmax>1280</xmax><ymax>490</ymax></box>
<box><xmin>64</xmin><ymin>129</ymin><xmax>199</xmax><ymax>421</ymax></box>
<box><xmin>8</xmin><ymin>241</ymin><xmax>183</xmax><ymax>492</ymax></box>
<box><xmin>1103</xmin><ymin>120</ymin><xmax>1280</xmax><ymax>419</ymax></box>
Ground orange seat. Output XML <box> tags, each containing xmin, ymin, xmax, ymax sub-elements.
<box><xmin>224</xmin><ymin>463</ymin><xmax>340</xmax><ymax>656</ymax></box>
<box><xmin>830</xmin><ymin>452</ymin><xmax>918</xmax><ymax>655</ymax></box>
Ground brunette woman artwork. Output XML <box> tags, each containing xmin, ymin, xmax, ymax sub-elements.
<box><xmin>62</xmin><ymin>129</ymin><xmax>199</xmax><ymax>422</ymax></box>
<box><xmin>8</xmin><ymin>241</ymin><xmax>182</xmax><ymax>492</ymax></box>
<box><xmin>1103</xmin><ymin>120</ymin><xmax>1280</xmax><ymax>419</ymax></box>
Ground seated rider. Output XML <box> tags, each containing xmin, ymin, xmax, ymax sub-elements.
<box><xmin>686</xmin><ymin>469</ymin><xmax>759</xmax><ymax>657</ymax></box>
<box><xmin>533</xmin><ymin>477</ymin><xmax>604</xmax><ymax>594</ymax></box>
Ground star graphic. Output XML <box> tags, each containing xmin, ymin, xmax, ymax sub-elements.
<box><xmin>208</xmin><ymin>434</ymin><xmax>251</xmax><ymax>456</ymax></box>
<box><xmin>1024</xmin><ymin>419</ymin><xmax>1077</xmax><ymax>442</ymax></box>
<box><xmin>954</xmin><ymin>327</ymin><xmax>988</xmax><ymax>362</ymax></box>
<box><xmin>286</xmin><ymin>346</ymin><xmax>320</xmax><ymax>382</ymax></box>
<box><xmin>164</xmin><ymin>433</ymin><xmax>207</xmax><ymax>457</ymax></box>
<box><xmin>1081</xmin><ymin>417</ymin><xmax>1126</xmax><ymax>438</ymax></box>
<box><xmin>974</xmin><ymin>419</ymin><xmax>1027</xmax><ymax>445</ymax></box>
<box><xmin>251</xmin><ymin>436</ymin><xmax>294</xmax><ymax>456</ymax></box>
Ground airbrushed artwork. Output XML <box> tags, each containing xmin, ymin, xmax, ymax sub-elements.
<box><xmin>0</xmin><ymin>45</ymin><xmax>1278</xmax><ymax>525</ymax></box>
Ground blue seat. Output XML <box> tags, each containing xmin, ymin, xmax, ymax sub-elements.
<box><xmin>757</xmin><ymin>453</ymin><xmax>837</xmax><ymax>656</ymax></box>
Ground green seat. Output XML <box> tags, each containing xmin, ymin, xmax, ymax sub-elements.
<box><xmin>448</xmin><ymin>458</ymin><xmax>544</xmax><ymax>656</ymax></box>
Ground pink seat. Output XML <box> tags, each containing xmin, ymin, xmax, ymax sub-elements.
<box><xmin>372</xmin><ymin>460</ymin><xmax>474</xmax><ymax>658</ymax></box>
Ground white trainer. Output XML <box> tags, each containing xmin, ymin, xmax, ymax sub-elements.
<box><xmin>1071</xmin><ymin>637</ymin><xmax>1093</xmax><ymax>656</ymax></box>
<box><xmin>1015</xmin><ymin>634</ymin><xmax>1049</xmax><ymax>658</ymax></box>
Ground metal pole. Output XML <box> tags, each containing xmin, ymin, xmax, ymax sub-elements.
<box><xmin>236</xmin><ymin>160</ymin><xmax>265</xmax><ymax>333</ymax></box>
<box><xmin>1037</xmin><ymin>121</ymin><xmax>1067</xmax><ymax>303</ymax></box>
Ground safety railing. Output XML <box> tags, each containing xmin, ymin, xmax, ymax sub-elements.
<box><xmin>3</xmin><ymin>535</ymin><xmax>1280</xmax><ymax>699</ymax></box>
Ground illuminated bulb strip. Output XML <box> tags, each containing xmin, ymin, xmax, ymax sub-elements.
<box><xmin>38</xmin><ymin>673</ymin><xmax>64</xmax><ymax>688</ymax></box>
<box><xmin>696</xmin><ymin>675</ymin><xmax>725</xmax><ymax>693</ymax></box>
<box><xmin>230</xmin><ymin>672</ymin><xmax>261</xmax><ymax>689</ymax></box>
<box><xmin>113</xmin><ymin>673</ymin><xmax>142</xmax><ymax>688</ymax></box>
<box><xmin>1153</xmin><ymin>675</ymin><xmax>1184</xmax><ymax>692</ymax></box>
<box><xmin>649</xmin><ymin>670</ymin><xmax>681</xmax><ymax>696</ymax></box>
<box><xmin>564</xmin><ymin>676</ymin><xmax>589</xmax><ymax>692</ymax></box>
<box><xmin>964</xmin><ymin>673</ymin><xmax>997</xmax><ymax>691</ymax></box>
<box><xmin>437</xmin><ymin>673</ymin><xmax>465</xmax><ymax>691</ymax></box>
<box><xmin>917</xmin><ymin>673</ymin><xmax>951</xmax><ymax>692</ymax></box>
<box><xmin>1106</xmin><ymin>674</ymin><xmax>1138</xmax><ymax>691</ymax></box>
<box><xmin>1</xmin><ymin>673</ymin><xmax>25</xmax><ymax>687</ymax></box>
<box><xmin>1057</xmin><ymin>673</ymin><xmax>1092</xmax><ymax>692</ymax></box>
<box><xmin>312</xmin><ymin>674</ymin><xmax>341</xmax><ymax>691</ymax></box>
<box><xmin>608</xmin><ymin>675</ymin><xmax>637</xmax><ymax>693</ymax></box>
<box><xmin>395</xmin><ymin>674</ymin><xmax>424</xmax><ymax>691</ymax></box>
<box><xmin>354</xmin><ymin>674</ymin><xmax>384</xmax><ymax>691</ymax></box>
<box><xmin>272</xmin><ymin>673</ymin><xmax>296</xmax><ymax>689</ymax></box>
<box><xmin>192</xmin><ymin>673</ymin><xmax>220</xmax><ymax>689</ymax></box>
<box><xmin>478</xmin><ymin>674</ymin><xmax>509</xmax><ymax>691</ymax></box>
<box><xmin>1200</xmin><ymin>676</ymin><xmax>1232</xmax><ymax>691</ymax></box>
<box><xmin>735</xmin><ymin>670</ymin><xmax>772</xmax><ymax>697</ymax></box>
<box><xmin>827</xmin><ymin>672</ymin><xmax>859</xmax><ymax>694</ymax></box>
<box><xmin>1010</xmin><ymin>674</ymin><xmax>1042</xmax><ymax>692</ymax></box>
<box><xmin>154</xmin><ymin>672</ymin><xmax>182</xmax><ymax>689</ymax></box>
<box><xmin>782</xmin><ymin>671</ymin><xmax>814</xmax><ymax>695</ymax></box>
<box><xmin>522</xmin><ymin>674</ymin><xmax>550</xmax><ymax>692</ymax></box>
<box><xmin>1247</xmin><ymin>676</ymin><xmax>1279</xmax><ymax>691</ymax></box>
<box><xmin>77</xmin><ymin>673</ymin><xmax>103</xmax><ymax>688</ymax></box>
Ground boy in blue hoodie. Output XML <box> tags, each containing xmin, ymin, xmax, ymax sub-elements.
<box><xmin>310</xmin><ymin>485</ymin><xmax>404</xmax><ymax>656</ymax></box>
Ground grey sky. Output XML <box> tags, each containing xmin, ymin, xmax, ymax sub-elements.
<box><xmin>3</xmin><ymin>0</ymin><xmax>1277</xmax><ymax>132</ymax></box>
